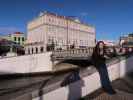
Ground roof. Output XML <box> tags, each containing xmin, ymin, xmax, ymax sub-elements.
<box><xmin>13</xmin><ymin>32</ymin><xmax>23</xmax><ymax>34</ymax></box>
<box><xmin>29</xmin><ymin>11</ymin><xmax>95</xmax><ymax>28</ymax></box>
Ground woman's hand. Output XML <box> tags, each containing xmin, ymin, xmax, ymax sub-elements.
<box><xmin>104</xmin><ymin>55</ymin><xmax>110</xmax><ymax>59</ymax></box>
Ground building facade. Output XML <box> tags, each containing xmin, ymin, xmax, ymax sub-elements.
<box><xmin>25</xmin><ymin>11</ymin><xmax>96</xmax><ymax>54</ymax></box>
<box><xmin>120</xmin><ymin>33</ymin><xmax>133</xmax><ymax>47</ymax></box>
<box><xmin>0</xmin><ymin>38</ymin><xmax>25</xmax><ymax>57</ymax></box>
<box><xmin>0</xmin><ymin>32</ymin><xmax>26</xmax><ymax>45</ymax></box>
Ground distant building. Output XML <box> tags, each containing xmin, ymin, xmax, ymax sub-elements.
<box><xmin>101</xmin><ymin>40</ymin><xmax>117</xmax><ymax>47</ymax></box>
<box><xmin>120</xmin><ymin>33</ymin><xmax>133</xmax><ymax>47</ymax></box>
<box><xmin>0</xmin><ymin>32</ymin><xmax>25</xmax><ymax>57</ymax></box>
<box><xmin>0</xmin><ymin>39</ymin><xmax>25</xmax><ymax>57</ymax></box>
<box><xmin>25</xmin><ymin>11</ymin><xmax>96</xmax><ymax>54</ymax></box>
<box><xmin>2</xmin><ymin>32</ymin><xmax>26</xmax><ymax>45</ymax></box>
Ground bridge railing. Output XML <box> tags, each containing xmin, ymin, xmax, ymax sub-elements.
<box><xmin>51</xmin><ymin>47</ymin><xmax>94</xmax><ymax>60</ymax></box>
<box><xmin>51</xmin><ymin>46</ymin><xmax>130</xmax><ymax>61</ymax></box>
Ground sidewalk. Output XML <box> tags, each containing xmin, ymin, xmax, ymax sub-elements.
<box><xmin>83</xmin><ymin>73</ymin><xmax>133</xmax><ymax>100</ymax></box>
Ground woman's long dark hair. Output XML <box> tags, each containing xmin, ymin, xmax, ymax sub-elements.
<box><xmin>93</xmin><ymin>41</ymin><xmax>106</xmax><ymax>57</ymax></box>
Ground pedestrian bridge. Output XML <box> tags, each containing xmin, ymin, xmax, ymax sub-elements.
<box><xmin>0</xmin><ymin>47</ymin><xmax>123</xmax><ymax>74</ymax></box>
<box><xmin>51</xmin><ymin>48</ymin><xmax>94</xmax><ymax>61</ymax></box>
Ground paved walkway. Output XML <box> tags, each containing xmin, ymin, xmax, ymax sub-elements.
<box><xmin>90</xmin><ymin>90</ymin><xmax>133</xmax><ymax>100</ymax></box>
<box><xmin>83</xmin><ymin>73</ymin><xmax>133</xmax><ymax>100</ymax></box>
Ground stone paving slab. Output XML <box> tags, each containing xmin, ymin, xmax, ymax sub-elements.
<box><xmin>83</xmin><ymin>73</ymin><xmax>133</xmax><ymax>100</ymax></box>
<box><xmin>91</xmin><ymin>90</ymin><xmax>133</xmax><ymax>100</ymax></box>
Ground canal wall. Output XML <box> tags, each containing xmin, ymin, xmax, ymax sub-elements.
<box><xmin>31</xmin><ymin>55</ymin><xmax>133</xmax><ymax>100</ymax></box>
<box><xmin>0</xmin><ymin>52</ymin><xmax>53</xmax><ymax>73</ymax></box>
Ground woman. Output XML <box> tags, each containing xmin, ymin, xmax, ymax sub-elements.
<box><xmin>91</xmin><ymin>41</ymin><xmax>116</xmax><ymax>95</ymax></box>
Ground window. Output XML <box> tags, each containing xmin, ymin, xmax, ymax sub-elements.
<box><xmin>48</xmin><ymin>37</ymin><xmax>51</xmax><ymax>42</ymax></box>
<box><xmin>40</xmin><ymin>47</ymin><xmax>44</xmax><ymax>53</ymax></box>
<box><xmin>14</xmin><ymin>37</ymin><xmax>16</xmax><ymax>41</ymax></box>
<box><xmin>49</xmin><ymin>18</ymin><xmax>52</xmax><ymax>22</ymax></box>
<box><xmin>32</xmin><ymin>48</ymin><xmax>34</xmax><ymax>54</ymax></box>
<box><xmin>22</xmin><ymin>37</ymin><xmax>24</xmax><ymax>41</ymax></box>
<box><xmin>18</xmin><ymin>37</ymin><xmax>20</xmax><ymax>41</ymax></box>
<box><xmin>36</xmin><ymin>47</ymin><xmax>38</xmax><ymax>53</ymax></box>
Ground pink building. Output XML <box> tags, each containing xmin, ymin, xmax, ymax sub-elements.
<box><xmin>25</xmin><ymin>11</ymin><xmax>96</xmax><ymax>54</ymax></box>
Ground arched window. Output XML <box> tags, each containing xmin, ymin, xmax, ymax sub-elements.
<box><xmin>36</xmin><ymin>47</ymin><xmax>38</xmax><ymax>53</ymax></box>
<box><xmin>32</xmin><ymin>48</ymin><xmax>34</xmax><ymax>54</ymax></box>
<box><xmin>40</xmin><ymin>47</ymin><xmax>44</xmax><ymax>53</ymax></box>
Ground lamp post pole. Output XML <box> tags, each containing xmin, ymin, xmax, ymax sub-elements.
<box><xmin>67</xmin><ymin>18</ymin><xmax>69</xmax><ymax>50</ymax></box>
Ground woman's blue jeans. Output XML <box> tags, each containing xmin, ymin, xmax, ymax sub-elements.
<box><xmin>96</xmin><ymin>63</ymin><xmax>115</xmax><ymax>94</ymax></box>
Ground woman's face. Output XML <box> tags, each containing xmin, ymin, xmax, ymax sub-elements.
<box><xmin>99</xmin><ymin>42</ymin><xmax>104</xmax><ymax>49</ymax></box>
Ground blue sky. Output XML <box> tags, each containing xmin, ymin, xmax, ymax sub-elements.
<box><xmin>0</xmin><ymin>0</ymin><xmax>133</xmax><ymax>41</ymax></box>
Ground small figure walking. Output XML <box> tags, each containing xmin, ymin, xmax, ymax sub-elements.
<box><xmin>91</xmin><ymin>41</ymin><xmax>116</xmax><ymax>95</ymax></box>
